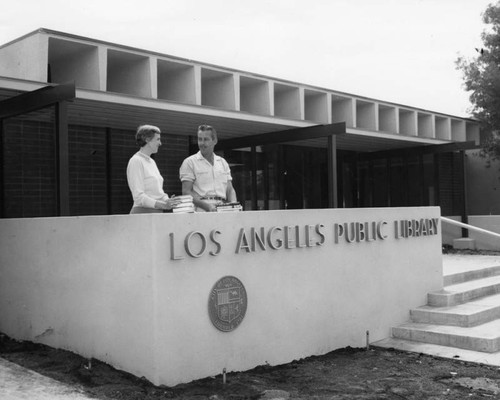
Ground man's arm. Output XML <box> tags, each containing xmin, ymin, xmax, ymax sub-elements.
<box><xmin>226</xmin><ymin>180</ymin><xmax>237</xmax><ymax>203</ymax></box>
<box><xmin>182</xmin><ymin>181</ymin><xmax>216</xmax><ymax>212</ymax></box>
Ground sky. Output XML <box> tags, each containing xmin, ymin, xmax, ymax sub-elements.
<box><xmin>0</xmin><ymin>0</ymin><xmax>494</xmax><ymax>117</ymax></box>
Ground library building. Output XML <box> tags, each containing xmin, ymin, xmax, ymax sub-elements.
<box><xmin>0</xmin><ymin>28</ymin><xmax>480</xmax><ymax>218</ymax></box>
<box><xmin>1</xmin><ymin>28</ymin><xmax>492</xmax><ymax>387</ymax></box>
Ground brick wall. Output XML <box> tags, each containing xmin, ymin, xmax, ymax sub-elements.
<box><xmin>109</xmin><ymin>128</ymin><xmax>137</xmax><ymax>214</ymax></box>
<box><xmin>3</xmin><ymin>113</ymin><xmax>58</xmax><ymax>218</ymax></box>
<box><xmin>69</xmin><ymin>125</ymin><xmax>108</xmax><ymax>215</ymax></box>
<box><xmin>1</xmin><ymin>114</ymin><xmax>464</xmax><ymax>217</ymax></box>
<box><xmin>2</xmin><ymin>119</ymin><xmax>190</xmax><ymax>217</ymax></box>
<box><xmin>156</xmin><ymin>134</ymin><xmax>188</xmax><ymax>197</ymax></box>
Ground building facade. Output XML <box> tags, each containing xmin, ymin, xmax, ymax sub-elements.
<box><xmin>0</xmin><ymin>28</ymin><xmax>480</xmax><ymax>218</ymax></box>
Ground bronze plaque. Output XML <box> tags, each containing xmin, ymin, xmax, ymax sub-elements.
<box><xmin>208</xmin><ymin>276</ymin><xmax>247</xmax><ymax>332</ymax></box>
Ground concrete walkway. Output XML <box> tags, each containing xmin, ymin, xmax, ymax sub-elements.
<box><xmin>0</xmin><ymin>357</ymin><xmax>96</xmax><ymax>399</ymax></box>
<box><xmin>2</xmin><ymin>254</ymin><xmax>500</xmax><ymax>399</ymax></box>
<box><xmin>443</xmin><ymin>253</ymin><xmax>500</xmax><ymax>275</ymax></box>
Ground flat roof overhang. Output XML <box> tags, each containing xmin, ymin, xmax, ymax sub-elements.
<box><xmin>0</xmin><ymin>78</ymin><xmax>476</xmax><ymax>153</ymax></box>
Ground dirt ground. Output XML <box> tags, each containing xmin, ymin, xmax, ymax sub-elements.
<box><xmin>2</xmin><ymin>248</ymin><xmax>500</xmax><ymax>399</ymax></box>
<box><xmin>2</xmin><ymin>334</ymin><xmax>500</xmax><ymax>400</ymax></box>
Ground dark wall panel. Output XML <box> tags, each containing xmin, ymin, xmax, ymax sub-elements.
<box><xmin>3</xmin><ymin>115</ymin><xmax>57</xmax><ymax>218</ymax></box>
<box><xmin>69</xmin><ymin>125</ymin><xmax>108</xmax><ymax>215</ymax></box>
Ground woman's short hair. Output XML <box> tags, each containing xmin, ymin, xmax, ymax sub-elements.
<box><xmin>136</xmin><ymin>125</ymin><xmax>160</xmax><ymax>147</ymax></box>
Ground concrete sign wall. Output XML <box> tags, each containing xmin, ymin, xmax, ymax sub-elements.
<box><xmin>0</xmin><ymin>207</ymin><xmax>442</xmax><ymax>386</ymax></box>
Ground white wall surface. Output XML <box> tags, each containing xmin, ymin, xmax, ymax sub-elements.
<box><xmin>441</xmin><ymin>215</ymin><xmax>462</xmax><ymax>246</ymax></box>
<box><xmin>0</xmin><ymin>207</ymin><xmax>442</xmax><ymax>386</ymax></box>
<box><xmin>0</xmin><ymin>33</ymin><xmax>47</xmax><ymax>82</ymax></box>
<box><xmin>441</xmin><ymin>215</ymin><xmax>500</xmax><ymax>250</ymax></box>
<box><xmin>468</xmin><ymin>216</ymin><xmax>500</xmax><ymax>250</ymax></box>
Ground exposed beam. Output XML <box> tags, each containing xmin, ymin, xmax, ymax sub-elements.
<box><xmin>358</xmin><ymin>140</ymin><xmax>478</xmax><ymax>160</ymax></box>
<box><xmin>217</xmin><ymin>122</ymin><xmax>346</xmax><ymax>149</ymax></box>
<box><xmin>0</xmin><ymin>83</ymin><xmax>75</xmax><ymax>119</ymax></box>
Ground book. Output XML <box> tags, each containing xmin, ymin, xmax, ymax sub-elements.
<box><xmin>173</xmin><ymin>205</ymin><xmax>195</xmax><ymax>213</ymax></box>
<box><xmin>173</xmin><ymin>195</ymin><xmax>193</xmax><ymax>204</ymax></box>
<box><xmin>216</xmin><ymin>202</ymin><xmax>242</xmax><ymax>212</ymax></box>
<box><xmin>172</xmin><ymin>195</ymin><xmax>195</xmax><ymax>213</ymax></box>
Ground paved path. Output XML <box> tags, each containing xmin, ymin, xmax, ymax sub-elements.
<box><xmin>443</xmin><ymin>253</ymin><xmax>500</xmax><ymax>275</ymax></box>
<box><xmin>0</xmin><ymin>352</ymin><xmax>94</xmax><ymax>399</ymax></box>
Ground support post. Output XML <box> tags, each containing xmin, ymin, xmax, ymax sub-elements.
<box><xmin>251</xmin><ymin>146</ymin><xmax>258</xmax><ymax>210</ymax></box>
<box><xmin>327</xmin><ymin>135</ymin><xmax>338</xmax><ymax>208</ymax></box>
<box><xmin>460</xmin><ymin>150</ymin><xmax>469</xmax><ymax>237</ymax></box>
<box><xmin>106</xmin><ymin>127</ymin><xmax>112</xmax><ymax>214</ymax></box>
<box><xmin>56</xmin><ymin>101</ymin><xmax>70</xmax><ymax>216</ymax></box>
<box><xmin>0</xmin><ymin>119</ymin><xmax>3</xmax><ymax>218</ymax></box>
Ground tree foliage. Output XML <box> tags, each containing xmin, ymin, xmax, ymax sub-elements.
<box><xmin>456</xmin><ymin>1</ymin><xmax>500</xmax><ymax>162</ymax></box>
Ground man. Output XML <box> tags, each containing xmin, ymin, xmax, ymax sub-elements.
<box><xmin>179</xmin><ymin>125</ymin><xmax>237</xmax><ymax>212</ymax></box>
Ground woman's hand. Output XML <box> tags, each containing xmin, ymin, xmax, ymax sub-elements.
<box><xmin>154</xmin><ymin>200</ymin><xmax>168</xmax><ymax>210</ymax></box>
<box><xmin>165</xmin><ymin>197</ymin><xmax>181</xmax><ymax>210</ymax></box>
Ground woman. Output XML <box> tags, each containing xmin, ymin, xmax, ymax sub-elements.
<box><xmin>126</xmin><ymin>125</ymin><xmax>180</xmax><ymax>214</ymax></box>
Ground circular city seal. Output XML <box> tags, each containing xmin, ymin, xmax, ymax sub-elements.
<box><xmin>208</xmin><ymin>276</ymin><xmax>247</xmax><ymax>332</ymax></box>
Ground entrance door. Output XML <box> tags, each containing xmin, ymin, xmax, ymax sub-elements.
<box><xmin>224</xmin><ymin>144</ymin><xmax>328</xmax><ymax>210</ymax></box>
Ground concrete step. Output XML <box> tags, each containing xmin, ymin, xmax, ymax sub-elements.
<box><xmin>383</xmin><ymin>258</ymin><xmax>500</xmax><ymax>366</ymax></box>
<box><xmin>372</xmin><ymin>337</ymin><xmax>500</xmax><ymax>366</ymax></box>
<box><xmin>392</xmin><ymin>319</ymin><xmax>500</xmax><ymax>353</ymax></box>
<box><xmin>410</xmin><ymin>293</ymin><xmax>500</xmax><ymax>327</ymax></box>
<box><xmin>428</xmin><ymin>275</ymin><xmax>500</xmax><ymax>307</ymax></box>
<box><xmin>444</xmin><ymin>265</ymin><xmax>500</xmax><ymax>286</ymax></box>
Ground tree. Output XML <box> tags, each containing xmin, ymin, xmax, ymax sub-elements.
<box><xmin>456</xmin><ymin>1</ymin><xmax>500</xmax><ymax>163</ymax></box>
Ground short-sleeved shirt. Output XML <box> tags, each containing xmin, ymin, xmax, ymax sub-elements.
<box><xmin>179</xmin><ymin>151</ymin><xmax>232</xmax><ymax>199</ymax></box>
<box><xmin>127</xmin><ymin>151</ymin><xmax>169</xmax><ymax>209</ymax></box>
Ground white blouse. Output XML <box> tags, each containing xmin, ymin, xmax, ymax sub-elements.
<box><xmin>126</xmin><ymin>152</ymin><xmax>169</xmax><ymax>209</ymax></box>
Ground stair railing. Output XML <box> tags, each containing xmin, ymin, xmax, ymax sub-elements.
<box><xmin>441</xmin><ymin>216</ymin><xmax>500</xmax><ymax>240</ymax></box>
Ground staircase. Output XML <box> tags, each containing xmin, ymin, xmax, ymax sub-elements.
<box><xmin>374</xmin><ymin>257</ymin><xmax>500</xmax><ymax>366</ymax></box>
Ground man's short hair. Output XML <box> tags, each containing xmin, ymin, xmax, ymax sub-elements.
<box><xmin>198</xmin><ymin>124</ymin><xmax>217</xmax><ymax>141</ymax></box>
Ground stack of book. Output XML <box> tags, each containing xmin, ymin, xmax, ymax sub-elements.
<box><xmin>172</xmin><ymin>195</ymin><xmax>195</xmax><ymax>213</ymax></box>
<box><xmin>216</xmin><ymin>202</ymin><xmax>243</xmax><ymax>212</ymax></box>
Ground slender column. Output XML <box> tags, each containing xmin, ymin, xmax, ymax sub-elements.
<box><xmin>279</xmin><ymin>146</ymin><xmax>286</xmax><ymax>209</ymax></box>
<box><xmin>0</xmin><ymin>119</ymin><xmax>3</xmax><ymax>218</ymax></box>
<box><xmin>419</xmin><ymin>154</ymin><xmax>425</xmax><ymax>205</ymax></box>
<box><xmin>368</xmin><ymin>159</ymin><xmax>374</xmax><ymax>207</ymax></box>
<box><xmin>56</xmin><ymin>101</ymin><xmax>70</xmax><ymax>216</ymax></box>
<box><xmin>194</xmin><ymin>66</ymin><xmax>202</xmax><ymax>105</ymax></box>
<box><xmin>299</xmin><ymin>87</ymin><xmax>305</xmax><ymax>120</ymax></box>
<box><xmin>234</xmin><ymin>74</ymin><xmax>240</xmax><ymax>111</ymax></box>
<box><xmin>98</xmin><ymin>47</ymin><xmax>108</xmax><ymax>91</ymax></box>
<box><xmin>386</xmin><ymin>157</ymin><xmax>391</xmax><ymax>207</ymax></box>
<box><xmin>336</xmin><ymin>152</ymin><xmax>344</xmax><ymax>208</ymax></box>
<box><xmin>327</xmin><ymin>135</ymin><xmax>338</xmax><ymax>208</ymax></box>
<box><xmin>433</xmin><ymin>153</ymin><xmax>440</xmax><ymax>208</ymax></box>
<box><xmin>251</xmin><ymin>146</ymin><xmax>257</xmax><ymax>210</ymax></box>
<box><xmin>263</xmin><ymin>149</ymin><xmax>269</xmax><ymax>210</ymax></box>
<box><xmin>460</xmin><ymin>151</ymin><xmax>469</xmax><ymax>237</ymax></box>
<box><xmin>403</xmin><ymin>156</ymin><xmax>409</xmax><ymax>206</ymax></box>
<box><xmin>150</xmin><ymin>57</ymin><xmax>158</xmax><ymax>99</ymax></box>
<box><xmin>106</xmin><ymin>127</ymin><xmax>112</xmax><ymax>214</ymax></box>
